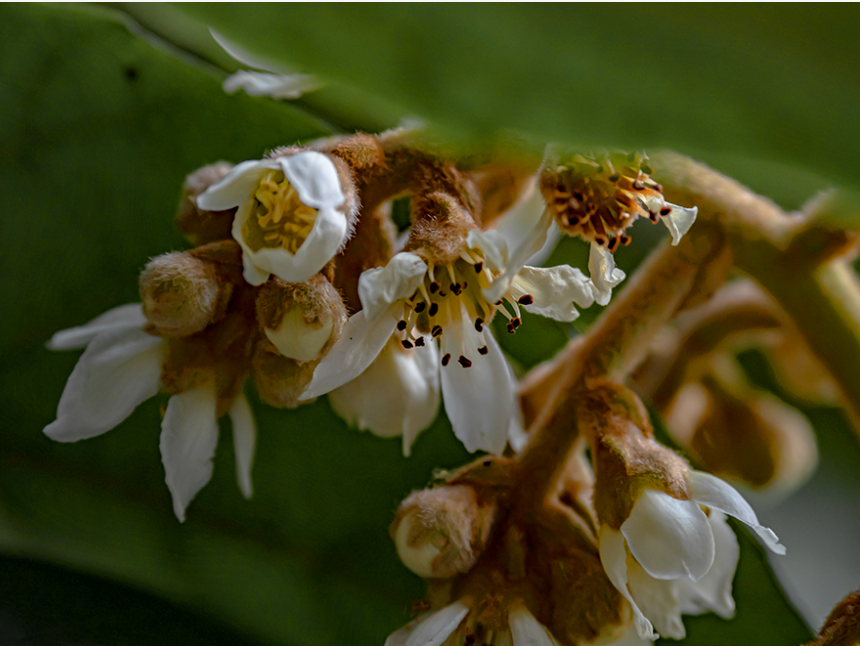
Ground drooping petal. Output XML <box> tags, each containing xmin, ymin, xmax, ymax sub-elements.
<box><xmin>210</xmin><ymin>28</ymin><xmax>291</xmax><ymax>73</ymax></box>
<box><xmin>588</xmin><ymin>243</ymin><xmax>626</xmax><ymax>306</ymax></box>
<box><xmin>598</xmin><ymin>526</ymin><xmax>656</xmax><ymax>641</ymax></box>
<box><xmin>466</xmin><ymin>229</ymin><xmax>509</xmax><ymax>272</ymax></box>
<box><xmin>677</xmin><ymin>511</ymin><xmax>738</xmax><ymax>619</ymax></box>
<box><xmin>621</xmin><ymin>488</ymin><xmax>715</xmax><ymax>582</ymax></box>
<box><xmin>401</xmin><ymin>600</ymin><xmax>470</xmax><ymax>646</ymax></box>
<box><xmin>626</xmin><ymin>559</ymin><xmax>685</xmax><ymax>640</ymax></box>
<box><xmin>160</xmin><ymin>384</ymin><xmax>220</xmax><ymax>522</ymax></box>
<box><xmin>328</xmin><ymin>339</ymin><xmax>440</xmax><ymax>455</ymax></box>
<box><xmin>280</xmin><ymin>151</ymin><xmax>345</xmax><ymax>209</ymax></box>
<box><xmin>643</xmin><ymin>197</ymin><xmax>697</xmax><ymax>246</ymax></box>
<box><xmin>358</xmin><ymin>252</ymin><xmax>427</xmax><ymax>321</ymax></box>
<box><xmin>299</xmin><ymin>304</ymin><xmax>400</xmax><ymax>399</ymax></box>
<box><xmin>440</xmin><ymin>320</ymin><xmax>514</xmax><ymax>455</ymax></box>
<box><xmin>492</xmin><ymin>180</ymin><xmax>548</xmax><ymax>263</ymax></box>
<box><xmin>689</xmin><ymin>471</ymin><xmax>786</xmax><ymax>555</ymax></box>
<box><xmin>196</xmin><ymin>159</ymin><xmax>275</xmax><ymax>211</ymax></box>
<box><xmin>44</xmin><ymin>328</ymin><xmax>163</xmax><ymax>442</ymax></box>
<box><xmin>484</xmin><ymin>207</ymin><xmax>555</xmax><ymax>304</ymax></box>
<box><xmin>513</xmin><ymin>265</ymin><xmax>595</xmax><ymax>322</ymax></box>
<box><xmin>229</xmin><ymin>392</ymin><xmax>256</xmax><ymax>500</ymax></box>
<box><xmin>47</xmin><ymin>304</ymin><xmax>147</xmax><ymax>350</ymax></box>
<box><xmin>249</xmin><ymin>204</ymin><xmax>348</xmax><ymax>284</ymax></box>
<box><xmin>508</xmin><ymin>604</ymin><xmax>556</xmax><ymax>646</ymax></box>
<box><xmin>223</xmin><ymin>70</ymin><xmax>320</xmax><ymax>100</ymax></box>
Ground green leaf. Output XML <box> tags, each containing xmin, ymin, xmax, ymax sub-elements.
<box><xmin>178</xmin><ymin>4</ymin><xmax>860</xmax><ymax>190</ymax></box>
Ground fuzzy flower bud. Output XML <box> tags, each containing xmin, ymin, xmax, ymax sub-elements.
<box><xmin>255</xmin><ymin>274</ymin><xmax>346</xmax><ymax>363</ymax></box>
<box><xmin>140</xmin><ymin>252</ymin><xmax>226</xmax><ymax>337</ymax></box>
<box><xmin>175</xmin><ymin>162</ymin><xmax>237</xmax><ymax>245</ymax></box>
<box><xmin>391</xmin><ymin>485</ymin><xmax>496</xmax><ymax>579</ymax></box>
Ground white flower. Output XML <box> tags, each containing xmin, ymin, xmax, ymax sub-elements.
<box><xmin>598</xmin><ymin>471</ymin><xmax>784</xmax><ymax>640</ymax></box>
<box><xmin>642</xmin><ymin>197</ymin><xmax>698</xmax><ymax>247</ymax></box>
<box><xmin>44</xmin><ymin>305</ymin><xmax>257</xmax><ymax>521</ymax></box>
<box><xmin>196</xmin><ymin>151</ymin><xmax>348</xmax><ymax>286</ymax></box>
<box><xmin>385</xmin><ymin>599</ymin><xmax>560</xmax><ymax>646</ymax></box>
<box><xmin>588</xmin><ymin>243</ymin><xmax>627</xmax><ymax>307</ymax></box>
<box><xmin>301</xmin><ymin>229</ymin><xmax>595</xmax><ymax>455</ymax></box>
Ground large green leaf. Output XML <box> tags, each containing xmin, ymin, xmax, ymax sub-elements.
<box><xmin>0</xmin><ymin>4</ymin><xmax>820</xmax><ymax>646</ymax></box>
<box><xmin>178</xmin><ymin>4</ymin><xmax>860</xmax><ymax>190</ymax></box>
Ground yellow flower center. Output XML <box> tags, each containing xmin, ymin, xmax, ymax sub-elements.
<box><xmin>242</xmin><ymin>170</ymin><xmax>318</xmax><ymax>254</ymax></box>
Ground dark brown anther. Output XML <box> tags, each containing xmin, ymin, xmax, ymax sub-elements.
<box><xmin>608</xmin><ymin>172</ymin><xmax>620</xmax><ymax>182</ymax></box>
<box><xmin>474</xmin><ymin>262</ymin><xmax>483</xmax><ymax>273</ymax></box>
<box><xmin>414</xmin><ymin>301</ymin><xmax>426</xmax><ymax>313</ymax></box>
<box><xmin>442</xmin><ymin>353</ymin><xmax>451</xmax><ymax>367</ymax></box>
<box><xmin>595</xmin><ymin>236</ymin><xmax>606</xmax><ymax>247</ymax></box>
<box><xmin>660</xmin><ymin>206</ymin><xmax>672</xmax><ymax>216</ymax></box>
<box><xmin>439</xmin><ymin>291</ymin><xmax>447</xmax><ymax>297</ymax></box>
<box><xmin>648</xmin><ymin>210</ymin><xmax>659</xmax><ymax>222</ymax></box>
<box><xmin>478</xmin><ymin>345</ymin><xmax>489</xmax><ymax>355</ymax></box>
<box><xmin>397</xmin><ymin>320</ymin><xmax>407</xmax><ymax>331</ymax></box>
<box><xmin>621</xmin><ymin>235</ymin><xmax>632</xmax><ymax>246</ymax></box>
<box><xmin>632</xmin><ymin>180</ymin><xmax>645</xmax><ymax>190</ymax></box>
<box><xmin>451</xmin><ymin>283</ymin><xmax>461</xmax><ymax>295</ymax></box>
<box><xmin>458</xmin><ymin>355</ymin><xmax>472</xmax><ymax>368</ymax></box>
<box><xmin>430</xmin><ymin>281</ymin><xmax>439</xmax><ymax>294</ymax></box>
<box><xmin>429</xmin><ymin>303</ymin><xmax>439</xmax><ymax>316</ymax></box>
<box><xmin>573</xmin><ymin>191</ymin><xmax>584</xmax><ymax>201</ymax></box>
<box><xmin>402</xmin><ymin>340</ymin><xmax>414</xmax><ymax>349</ymax></box>
<box><xmin>512</xmin><ymin>317</ymin><xmax>521</xmax><ymax>329</ymax></box>
<box><xmin>474</xmin><ymin>318</ymin><xmax>484</xmax><ymax>332</ymax></box>
<box><xmin>415</xmin><ymin>336</ymin><xmax>425</xmax><ymax>347</ymax></box>
<box><xmin>461</xmin><ymin>282</ymin><xmax>467</xmax><ymax>290</ymax></box>
<box><xmin>568</xmin><ymin>214</ymin><xmax>581</xmax><ymax>225</ymax></box>
<box><xmin>431</xmin><ymin>325</ymin><xmax>443</xmax><ymax>337</ymax></box>
<box><xmin>506</xmin><ymin>322</ymin><xmax>516</xmax><ymax>334</ymax></box>
<box><xmin>465</xmin><ymin>636</ymin><xmax>476</xmax><ymax>645</ymax></box>
<box><xmin>518</xmin><ymin>294</ymin><xmax>534</xmax><ymax>305</ymax></box>
<box><xmin>495</xmin><ymin>300</ymin><xmax>503</xmax><ymax>306</ymax></box>
<box><xmin>608</xmin><ymin>237</ymin><xmax>620</xmax><ymax>252</ymax></box>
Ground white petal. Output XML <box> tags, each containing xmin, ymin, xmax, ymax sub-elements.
<box><xmin>440</xmin><ymin>321</ymin><xmax>514</xmax><ymax>455</ymax></box>
<box><xmin>210</xmin><ymin>28</ymin><xmax>291</xmax><ymax>73</ymax></box>
<box><xmin>229</xmin><ymin>393</ymin><xmax>256</xmax><ymax>500</ymax></box>
<box><xmin>358</xmin><ymin>252</ymin><xmax>427</xmax><ymax>321</ymax></box>
<box><xmin>621</xmin><ymin>488</ymin><xmax>715</xmax><ymax>582</ymax></box>
<box><xmin>677</xmin><ymin>511</ymin><xmax>738</xmax><ymax>619</ymax></box>
<box><xmin>280</xmin><ymin>152</ymin><xmax>345</xmax><ymax>209</ymax></box>
<box><xmin>509</xmin><ymin>604</ymin><xmax>556</xmax><ymax>646</ymax></box>
<box><xmin>160</xmin><ymin>384</ymin><xmax>220</xmax><ymax>523</ymax></box>
<box><xmin>223</xmin><ymin>70</ymin><xmax>320</xmax><ymax>100</ymax></box>
<box><xmin>44</xmin><ymin>328</ymin><xmax>163</xmax><ymax>442</ymax></box>
<box><xmin>196</xmin><ymin>159</ymin><xmax>274</xmax><ymax>211</ymax></box>
<box><xmin>47</xmin><ymin>304</ymin><xmax>147</xmax><ymax>350</ymax></box>
<box><xmin>385</xmin><ymin>612</ymin><xmax>433</xmax><ymax>646</ymax></box>
<box><xmin>605</xmin><ymin>627</ymin><xmax>652</xmax><ymax>645</ymax></box>
<box><xmin>247</xmin><ymin>205</ymin><xmax>348</xmax><ymax>284</ymax></box>
<box><xmin>328</xmin><ymin>339</ymin><xmax>440</xmax><ymax>456</ymax></box>
<box><xmin>300</xmin><ymin>305</ymin><xmax>399</xmax><ymax>399</ymax></box>
<box><xmin>491</xmin><ymin>179</ymin><xmax>546</xmax><ymax>260</ymax></box>
<box><xmin>466</xmin><ymin>228</ymin><xmax>509</xmax><ymax>272</ymax></box>
<box><xmin>643</xmin><ymin>197</ymin><xmax>698</xmax><ymax>246</ymax></box>
<box><xmin>507</xmin><ymin>396</ymin><xmax>529</xmax><ymax>454</ymax></box>
<box><xmin>626</xmin><ymin>560</ymin><xmax>685</xmax><ymax>639</ymax></box>
<box><xmin>402</xmin><ymin>600</ymin><xmax>470</xmax><ymax>646</ymax></box>
<box><xmin>689</xmin><ymin>471</ymin><xmax>786</xmax><ymax>555</ymax></box>
<box><xmin>484</xmin><ymin>206</ymin><xmax>555</xmax><ymax>305</ymax></box>
<box><xmin>526</xmin><ymin>222</ymin><xmax>562</xmax><ymax>268</ymax></box>
<box><xmin>598</xmin><ymin>527</ymin><xmax>656</xmax><ymax>641</ymax></box>
<box><xmin>588</xmin><ymin>243</ymin><xmax>626</xmax><ymax>306</ymax></box>
<box><xmin>514</xmin><ymin>265</ymin><xmax>595</xmax><ymax>322</ymax></box>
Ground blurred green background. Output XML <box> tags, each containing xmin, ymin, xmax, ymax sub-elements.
<box><xmin>1</xmin><ymin>4</ymin><xmax>858</xmax><ymax>645</ymax></box>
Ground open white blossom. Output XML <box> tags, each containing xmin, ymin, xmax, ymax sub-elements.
<box><xmin>301</xmin><ymin>227</ymin><xmax>595</xmax><ymax>455</ymax></box>
<box><xmin>196</xmin><ymin>151</ymin><xmax>348</xmax><ymax>286</ymax></box>
<box><xmin>598</xmin><ymin>471</ymin><xmax>784</xmax><ymax>641</ymax></box>
<box><xmin>44</xmin><ymin>304</ymin><xmax>257</xmax><ymax>522</ymax></box>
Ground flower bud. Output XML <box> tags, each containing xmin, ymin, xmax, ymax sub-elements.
<box><xmin>391</xmin><ymin>485</ymin><xmax>496</xmax><ymax>579</ymax></box>
<box><xmin>140</xmin><ymin>252</ymin><xmax>225</xmax><ymax>337</ymax></box>
<box><xmin>175</xmin><ymin>162</ymin><xmax>236</xmax><ymax>245</ymax></box>
<box><xmin>252</xmin><ymin>344</ymin><xmax>318</xmax><ymax>409</ymax></box>
<box><xmin>255</xmin><ymin>274</ymin><xmax>346</xmax><ymax>363</ymax></box>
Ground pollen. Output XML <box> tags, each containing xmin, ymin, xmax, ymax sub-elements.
<box><xmin>241</xmin><ymin>169</ymin><xmax>318</xmax><ymax>254</ymax></box>
<box><xmin>546</xmin><ymin>151</ymin><xmax>668</xmax><ymax>248</ymax></box>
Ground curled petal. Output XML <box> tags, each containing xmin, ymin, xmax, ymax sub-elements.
<box><xmin>621</xmin><ymin>488</ymin><xmax>715</xmax><ymax>582</ymax></box>
<box><xmin>643</xmin><ymin>197</ymin><xmax>698</xmax><ymax>246</ymax></box>
<box><xmin>47</xmin><ymin>304</ymin><xmax>147</xmax><ymax>350</ymax></box>
<box><xmin>400</xmin><ymin>600</ymin><xmax>470</xmax><ymax>646</ymax></box>
<box><xmin>677</xmin><ymin>511</ymin><xmax>738</xmax><ymax>619</ymax></box>
<box><xmin>196</xmin><ymin>159</ymin><xmax>275</xmax><ymax>211</ymax></box>
<box><xmin>689</xmin><ymin>471</ymin><xmax>786</xmax><ymax>555</ymax></box>
<box><xmin>223</xmin><ymin>70</ymin><xmax>320</xmax><ymax>100</ymax></box>
<box><xmin>229</xmin><ymin>393</ymin><xmax>256</xmax><ymax>499</ymax></box>
<box><xmin>508</xmin><ymin>604</ymin><xmax>557</xmax><ymax>646</ymax></box>
<box><xmin>588</xmin><ymin>243</ymin><xmax>626</xmax><ymax>306</ymax></box>
<box><xmin>513</xmin><ymin>265</ymin><xmax>595</xmax><ymax>322</ymax></box>
<box><xmin>358</xmin><ymin>252</ymin><xmax>427</xmax><ymax>321</ymax></box>
<box><xmin>598</xmin><ymin>527</ymin><xmax>657</xmax><ymax>641</ymax></box>
<box><xmin>160</xmin><ymin>384</ymin><xmax>220</xmax><ymax>522</ymax></box>
<box><xmin>300</xmin><ymin>305</ymin><xmax>399</xmax><ymax>400</ymax></box>
<box><xmin>492</xmin><ymin>180</ymin><xmax>551</xmax><ymax>264</ymax></box>
<box><xmin>44</xmin><ymin>328</ymin><xmax>163</xmax><ymax>442</ymax></box>
<box><xmin>466</xmin><ymin>228</ymin><xmax>509</xmax><ymax>272</ymax></box>
<box><xmin>279</xmin><ymin>151</ymin><xmax>345</xmax><ymax>209</ymax></box>
<box><xmin>626</xmin><ymin>560</ymin><xmax>685</xmax><ymax>640</ymax></box>
<box><xmin>328</xmin><ymin>339</ymin><xmax>440</xmax><ymax>456</ymax></box>
<box><xmin>440</xmin><ymin>317</ymin><xmax>514</xmax><ymax>455</ymax></box>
